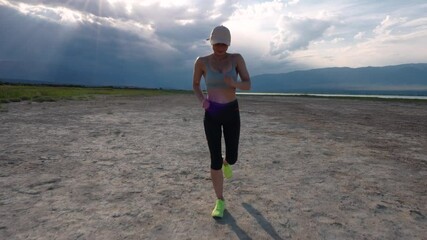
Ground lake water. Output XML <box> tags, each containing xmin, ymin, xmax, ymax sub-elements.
<box><xmin>237</xmin><ymin>92</ymin><xmax>427</xmax><ymax>100</ymax></box>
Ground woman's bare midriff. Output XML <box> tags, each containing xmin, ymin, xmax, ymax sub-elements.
<box><xmin>206</xmin><ymin>88</ymin><xmax>237</xmax><ymax>104</ymax></box>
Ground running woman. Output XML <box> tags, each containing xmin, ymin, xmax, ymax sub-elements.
<box><xmin>192</xmin><ymin>25</ymin><xmax>251</xmax><ymax>218</ymax></box>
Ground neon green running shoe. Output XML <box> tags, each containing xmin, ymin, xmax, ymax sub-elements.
<box><xmin>211</xmin><ymin>199</ymin><xmax>225</xmax><ymax>218</ymax></box>
<box><xmin>222</xmin><ymin>163</ymin><xmax>232</xmax><ymax>179</ymax></box>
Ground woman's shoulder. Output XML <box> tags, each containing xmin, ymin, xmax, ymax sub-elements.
<box><xmin>194</xmin><ymin>55</ymin><xmax>211</xmax><ymax>70</ymax></box>
<box><xmin>195</xmin><ymin>55</ymin><xmax>211</xmax><ymax>64</ymax></box>
<box><xmin>229</xmin><ymin>53</ymin><xmax>243</xmax><ymax>58</ymax></box>
<box><xmin>227</xmin><ymin>53</ymin><xmax>244</xmax><ymax>62</ymax></box>
<box><xmin>228</xmin><ymin>53</ymin><xmax>244</xmax><ymax>65</ymax></box>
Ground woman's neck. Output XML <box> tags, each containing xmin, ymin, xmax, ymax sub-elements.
<box><xmin>212</xmin><ymin>53</ymin><xmax>228</xmax><ymax>61</ymax></box>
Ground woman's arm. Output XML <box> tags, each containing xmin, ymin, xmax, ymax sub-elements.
<box><xmin>224</xmin><ymin>54</ymin><xmax>251</xmax><ymax>90</ymax></box>
<box><xmin>192</xmin><ymin>57</ymin><xmax>209</xmax><ymax>109</ymax></box>
<box><xmin>235</xmin><ymin>54</ymin><xmax>251</xmax><ymax>90</ymax></box>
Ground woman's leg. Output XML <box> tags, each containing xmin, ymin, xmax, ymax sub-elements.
<box><xmin>204</xmin><ymin>112</ymin><xmax>224</xmax><ymax>199</ymax></box>
<box><xmin>210</xmin><ymin>169</ymin><xmax>224</xmax><ymax>199</ymax></box>
<box><xmin>223</xmin><ymin>109</ymin><xmax>240</xmax><ymax>166</ymax></box>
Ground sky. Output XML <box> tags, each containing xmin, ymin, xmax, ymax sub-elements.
<box><xmin>1</xmin><ymin>0</ymin><xmax>426</xmax><ymax>89</ymax></box>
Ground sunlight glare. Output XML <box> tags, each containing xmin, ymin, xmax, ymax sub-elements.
<box><xmin>58</xmin><ymin>7</ymin><xmax>84</xmax><ymax>23</ymax></box>
<box><xmin>105</xmin><ymin>0</ymin><xmax>135</xmax><ymax>14</ymax></box>
<box><xmin>125</xmin><ymin>4</ymin><xmax>133</xmax><ymax>14</ymax></box>
<box><xmin>15</xmin><ymin>2</ymin><xmax>84</xmax><ymax>24</ymax></box>
<box><xmin>175</xmin><ymin>19</ymin><xmax>194</xmax><ymax>25</ymax></box>
<box><xmin>139</xmin><ymin>0</ymin><xmax>190</xmax><ymax>8</ymax></box>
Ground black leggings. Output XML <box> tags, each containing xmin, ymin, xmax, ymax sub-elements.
<box><xmin>204</xmin><ymin>100</ymin><xmax>240</xmax><ymax>170</ymax></box>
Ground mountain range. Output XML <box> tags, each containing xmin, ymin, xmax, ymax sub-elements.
<box><xmin>251</xmin><ymin>63</ymin><xmax>427</xmax><ymax>95</ymax></box>
<box><xmin>2</xmin><ymin>63</ymin><xmax>427</xmax><ymax>96</ymax></box>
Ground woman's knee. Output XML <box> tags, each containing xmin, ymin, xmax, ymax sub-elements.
<box><xmin>210</xmin><ymin>156</ymin><xmax>223</xmax><ymax>170</ymax></box>
<box><xmin>225</xmin><ymin>154</ymin><xmax>238</xmax><ymax>165</ymax></box>
<box><xmin>210</xmin><ymin>162</ymin><xmax>223</xmax><ymax>170</ymax></box>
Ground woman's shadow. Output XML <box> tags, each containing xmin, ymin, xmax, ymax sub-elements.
<box><xmin>214</xmin><ymin>203</ymin><xmax>283</xmax><ymax>240</ymax></box>
<box><xmin>214</xmin><ymin>209</ymin><xmax>252</xmax><ymax>240</ymax></box>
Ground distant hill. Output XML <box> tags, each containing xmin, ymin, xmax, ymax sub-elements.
<box><xmin>0</xmin><ymin>79</ymin><xmax>54</xmax><ymax>85</ymax></box>
<box><xmin>3</xmin><ymin>63</ymin><xmax>427</xmax><ymax>96</ymax></box>
<box><xmin>251</xmin><ymin>63</ymin><xmax>427</xmax><ymax>95</ymax></box>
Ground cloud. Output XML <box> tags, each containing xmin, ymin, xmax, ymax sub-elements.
<box><xmin>0</xmin><ymin>0</ymin><xmax>236</xmax><ymax>51</ymax></box>
<box><xmin>267</xmin><ymin>1</ymin><xmax>427</xmax><ymax>71</ymax></box>
<box><xmin>288</xmin><ymin>0</ymin><xmax>300</xmax><ymax>6</ymax></box>
<box><xmin>269</xmin><ymin>14</ymin><xmax>332</xmax><ymax>58</ymax></box>
<box><xmin>354</xmin><ymin>32</ymin><xmax>365</xmax><ymax>40</ymax></box>
<box><xmin>1</xmin><ymin>0</ymin><xmax>427</xmax><ymax>88</ymax></box>
<box><xmin>1</xmin><ymin>0</ymin><xmax>237</xmax><ymax>84</ymax></box>
<box><xmin>293</xmin><ymin>10</ymin><xmax>427</xmax><ymax>69</ymax></box>
<box><xmin>373</xmin><ymin>15</ymin><xmax>407</xmax><ymax>35</ymax></box>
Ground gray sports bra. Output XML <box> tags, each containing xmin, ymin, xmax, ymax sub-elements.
<box><xmin>203</xmin><ymin>56</ymin><xmax>238</xmax><ymax>89</ymax></box>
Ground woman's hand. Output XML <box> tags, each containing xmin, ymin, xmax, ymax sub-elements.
<box><xmin>202</xmin><ymin>98</ymin><xmax>210</xmax><ymax>110</ymax></box>
<box><xmin>224</xmin><ymin>75</ymin><xmax>236</xmax><ymax>88</ymax></box>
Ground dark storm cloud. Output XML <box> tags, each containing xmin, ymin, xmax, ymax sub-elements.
<box><xmin>1</xmin><ymin>0</ymin><xmax>426</xmax><ymax>87</ymax></box>
<box><xmin>0</xmin><ymin>0</ymin><xmax>239</xmax><ymax>88</ymax></box>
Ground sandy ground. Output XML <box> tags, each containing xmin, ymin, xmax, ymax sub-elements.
<box><xmin>0</xmin><ymin>94</ymin><xmax>426</xmax><ymax>240</ymax></box>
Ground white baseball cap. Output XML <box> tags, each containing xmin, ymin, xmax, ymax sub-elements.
<box><xmin>208</xmin><ymin>25</ymin><xmax>231</xmax><ymax>46</ymax></box>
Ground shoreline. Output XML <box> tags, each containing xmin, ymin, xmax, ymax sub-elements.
<box><xmin>237</xmin><ymin>92</ymin><xmax>427</xmax><ymax>100</ymax></box>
